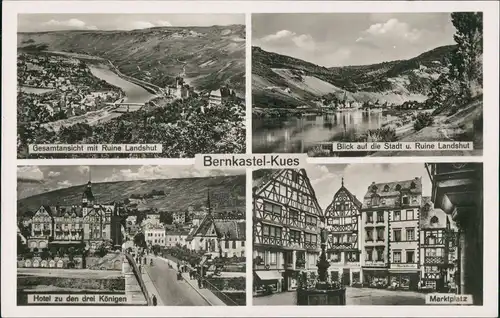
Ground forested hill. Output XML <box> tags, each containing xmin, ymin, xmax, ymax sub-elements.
<box><xmin>18</xmin><ymin>25</ymin><xmax>245</xmax><ymax>94</ymax></box>
<box><xmin>17</xmin><ymin>175</ymin><xmax>246</xmax><ymax>216</ymax></box>
<box><xmin>252</xmin><ymin>45</ymin><xmax>456</xmax><ymax>108</ymax></box>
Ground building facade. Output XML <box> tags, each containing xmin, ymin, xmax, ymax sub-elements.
<box><xmin>419</xmin><ymin>197</ymin><xmax>458</xmax><ymax>291</ymax></box>
<box><xmin>166</xmin><ymin>230</ymin><xmax>190</xmax><ymax>247</ymax></box>
<box><xmin>361</xmin><ymin>178</ymin><xmax>422</xmax><ymax>290</ymax></box>
<box><xmin>323</xmin><ymin>178</ymin><xmax>362</xmax><ymax>286</ymax></box>
<box><xmin>427</xmin><ymin>163</ymin><xmax>483</xmax><ymax>304</ymax></box>
<box><xmin>253</xmin><ymin>169</ymin><xmax>322</xmax><ymax>294</ymax></box>
<box><xmin>145</xmin><ymin>224</ymin><xmax>166</xmax><ymax>246</ymax></box>
<box><xmin>25</xmin><ymin>180</ymin><xmax>123</xmax><ymax>251</ymax></box>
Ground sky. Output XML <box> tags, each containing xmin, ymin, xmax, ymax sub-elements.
<box><xmin>17</xmin><ymin>165</ymin><xmax>244</xmax><ymax>195</ymax></box>
<box><xmin>253</xmin><ymin>13</ymin><xmax>457</xmax><ymax>67</ymax></box>
<box><xmin>18</xmin><ymin>14</ymin><xmax>245</xmax><ymax>32</ymax></box>
<box><xmin>302</xmin><ymin>163</ymin><xmax>432</xmax><ymax>210</ymax></box>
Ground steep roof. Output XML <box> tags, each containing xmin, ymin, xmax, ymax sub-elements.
<box><xmin>328</xmin><ymin>184</ymin><xmax>362</xmax><ymax>209</ymax></box>
<box><xmin>420</xmin><ymin>197</ymin><xmax>447</xmax><ymax>229</ymax></box>
<box><xmin>363</xmin><ymin>177</ymin><xmax>422</xmax><ymax>199</ymax></box>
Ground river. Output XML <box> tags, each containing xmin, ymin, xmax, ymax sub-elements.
<box><xmin>252</xmin><ymin>110</ymin><xmax>393</xmax><ymax>153</ymax></box>
<box><xmin>88</xmin><ymin>66</ymin><xmax>156</xmax><ymax>103</ymax></box>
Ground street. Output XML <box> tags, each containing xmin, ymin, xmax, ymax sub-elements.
<box><xmin>144</xmin><ymin>256</ymin><xmax>209</xmax><ymax>306</ymax></box>
<box><xmin>253</xmin><ymin>287</ymin><xmax>426</xmax><ymax>306</ymax></box>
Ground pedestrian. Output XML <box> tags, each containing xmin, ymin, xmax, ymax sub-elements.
<box><xmin>152</xmin><ymin>294</ymin><xmax>157</xmax><ymax>306</ymax></box>
<box><xmin>197</xmin><ymin>277</ymin><xmax>202</xmax><ymax>288</ymax></box>
<box><xmin>139</xmin><ymin>264</ymin><xmax>142</xmax><ymax>273</ymax></box>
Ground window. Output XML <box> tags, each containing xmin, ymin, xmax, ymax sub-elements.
<box><xmin>290</xmin><ymin>230</ymin><xmax>301</xmax><ymax>244</ymax></box>
<box><xmin>366</xmin><ymin>212</ymin><xmax>373</xmax><ymax>223</ymax></box>
<box><xmin>291</xmin><ymin>170</ymin><xmax>300</xmax><ymax>183</ymax></box>
<box><xmin>393</xmin><ymin>251</ymin><xmax>401</xmax><ymax>263</ymax></box>
<box><xmin>376</xmin><ymin>247</ymin><xmax>384</xmax><ymax>261</ymax></box>
<box><xmin>232</xmin><ymin>240</ymin><xmax>236</xmax><ymax>249</ymax></box>
<box><xmin>395</xmin><ymin>184</ymin><xmax>402</xmax><ymax>191</ymax></box>
<box><xmin>406</xmin><ymin>210</ymin><xmax>414</xmax><ymax>220</ymax></box>
<box><xmin>263</xmin><ymin>225</ymin><xmax>282</xmax><ymax>241</ymax></box>
<box><xmin>406</xmin><ymin>250</ymin><xmax>415</xmax><ymax>263</ymax></box>
<box><xmin>406</xmin><ymin>228</ymin><xmax>415</xmax><ymax>241</ymax></box>
<box><xmin>394</xmin><ymin>211</ymin><xmax>401</xmax><ymax>221</ymax></box>
<box><xmin>242</xmin><ymin>240</ymin><xmax>245</xmax><ymax>247</ymax></box>
<box><xmin>305</xmin><ymin>234</ymin><xmax>317</xmax><ymax>244</ymax></box>
<box><xmin>376</xmin><ymin>228</ymin><xmax>384</xmax><ymax>241</ymax></box>
<box><xmin>225</xmin><ymin>240</ymin><xmax>229</xmax><ymax>248</ymax></box>
<box><xmin>384</xmin><ymin>185</ymin><xmax>390</xmax><ymax>192</ymax></box>
<box><xmin>410</xmin><ymin>181</ymin><xmax>416</xmax><ymax>189</ymax></box>
<box><xmin>331</xmin><ymin>251</ymin><xmax>341</xmax><ymax>262</ymax></box>
<box><xmin>264</xmin><ymin>201</ymin><xmax>282</xmax><ymax>217</ymax></box>
<box><xmin>365</xmin><ymin>229</ymin><xmax>373</xmax><ymax>241</ymax></box>
<box><xmin>393</xmin><ymin>229</ymin><xmax>402</xmax><ymax>242</ymax></box>
<box><xmin>402</xmin><ymin>196</ymin><xmax>409</xmax><ymax>205</ymax></box>
<box><xmin>305</xmin><ymin>215</ymin><xmax>317</xmax><ymax>226</ymax></box>
<box><xmin>425</xmin><ymin>248</ymin><xmax>443</xmax><ymax>257</ymax></box>
<box><xmin>430</xmin><ymin>216</ymin><xmax>439</xmax><ymax>225</ymax></box>
<box><xmin>289</xmin><ymin>209</ymin><xmax>299</xmax><ymax>221</ymax></box>
<box><xmin>377</xmin><ymin>212</ymin><xmax>384</xmax><ymax>223</ymax></box>
<box><xmin>371</xmin><ymin>195</ymin><xmax>380</xmax><ymax>206</ymax></box>
<box><xmin>270</xmin><ymin>252</ymin><xmax>277</xmax><ymax>265</ymax></box>
<box><xmin>365</xmin><ymin>248</ymin><xmax>373</xmax><ymax>261</ymax></box>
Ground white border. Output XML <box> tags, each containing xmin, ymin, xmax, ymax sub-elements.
<box><xmin>2</xmin><ymin>1</ymin><xmax>499</xmax><ymax>317</ymax></box>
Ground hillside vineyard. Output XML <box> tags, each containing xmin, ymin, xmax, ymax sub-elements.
<box><xmin>17</xmin><ymin>19</ymin><xmax>246</xmax><ymax>159</ymax></box>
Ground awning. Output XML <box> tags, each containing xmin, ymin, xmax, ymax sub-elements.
<box><xmin>255</xmin><ymin>270</ymin><xmax>282</xmax><ymax>281</ymax></box>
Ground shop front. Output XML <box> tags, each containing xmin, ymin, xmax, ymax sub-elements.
<box><xmin>362</xmin><ymin>268</ymin><xmax>389</xmax><ymax>288</ymax></box>
<box><xmin>254</xmin><ymin>270</ymin><xmax>283</xmax><ymax>295</ymax></box>
<box><xmin>283</xmin><ymin>270</ymin><xmax>299</xmax><ymax>291</ymax></box>
<box><xmin>389</xmin><ymin>264</ymin><xmax>420</xmax><ymax>291</ymax></box>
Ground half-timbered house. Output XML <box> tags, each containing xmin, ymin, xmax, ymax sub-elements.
<box><xmin>52</xmin><ymin>205</ymin><xmax>84</xmax><ymax>248</ymax></box>
<box><xmin>252</xmin><ymin>169</ymin><xmax>322</xmax><ymax>294</ymax></box>
<box><xmin>419</xmin><ymin>197</ymin><xmax>458</xmax><ymax>291</ymax></box>
<box><xmin>323</xmin><ymin>178</ymin><xmax>362</xmax><ymax>286</ymax></box>
<box><xmin>28</xmin><ymin>205</ymin><xmax>53</xmax><ymax>250</ymax></box>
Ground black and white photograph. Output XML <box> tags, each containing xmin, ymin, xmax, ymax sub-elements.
<box><xmin>252</xmin><ymin>12</ymin><xmax>483</xmax><ymax>157</ymax></box>
<box><xmin>252</xmin><ymin>163</ymin><xmax>483</xmax><ymax>305</ymax></box>
<box><xmin>17</xmin><ymin>14</ymin><xmax>246</xmax><ymax>158</ymax></box>
<box><xmin>17</xmin><ymin>165</ymin><xmax>246</xmax><ymax>306</ymax></box>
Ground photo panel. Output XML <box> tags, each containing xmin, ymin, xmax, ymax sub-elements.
<box><xmin>252</xmin><ymin>12</ymin><xmax>483</xmax><ymax>157</ymax></box>
<box><xmin>252</xmin><ymin>164</ymin><xmax>483</xmax><ymax>306</ymax></box>
<box><xmin>17</xmin><ymin>13</ymin><xmax>246</xmax><ymax>159</ymax></box>
<box><xmin>16</xmin><ymin>165</ymin><xmax>246</xmax><ymax>306</ymax></box>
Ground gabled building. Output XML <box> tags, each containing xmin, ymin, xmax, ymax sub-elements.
<box><xmin>419</xmin><ymin>197</ymin><xmax>457</xmax><ymax>291</ymax></box>
<box><xmin>324</xmin><ymin>178</ymin><xmax>363</xmax><ymax>286</ymax></box>
<box><xmin>187</xmin><ymin>194</ymin><xmax>246</xmax><ymax>258</ymax></box>
<box><xmin>252</xmin><ymin>169</ymin><xmax>322</xmax><ymax>294</ymax></box>
<box><xmin>29</xmin><ymin>205</ymin><xmax>53</xmax><ymax>250</ymax></box>
<box><xmin>52</xmin><ymin>205</ymin><xmax>84</xmax><ymax>244</ymax></box>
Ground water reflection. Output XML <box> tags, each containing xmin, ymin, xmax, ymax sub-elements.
<box><xmin>89</xmin><ymin>66</ymin><xmax>155</xmax><ymax>103</ymax></box>
<box><xmin>252</xmin><ymin>110</ymin><xmax>387</xmax><ymax>153</ymax></box>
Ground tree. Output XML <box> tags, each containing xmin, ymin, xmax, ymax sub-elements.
<box><xmin>160</xmin><ymin>212</ymin><xmax>173</xmax><ymax>225</ymax></box>
<box><xmin>450</xmin><ymin>12</ymin><xmax>483</xmax><ymax>100</ymax></box>
<box><xmin>133</xmin><ymin>232</ymin><xmax>147</xmax><ymax>249</ymax></box>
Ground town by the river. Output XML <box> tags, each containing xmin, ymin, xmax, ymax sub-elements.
<box><xmin>252</xmin><ymin>110</ymin><xmax>395</xmax><ymax>153</ymax></box>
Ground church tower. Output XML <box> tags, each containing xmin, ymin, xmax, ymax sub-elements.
<box><xmin>82</xmin><ymin>170</ymin><xmax>95</xmax><ymax>214</ymax></box>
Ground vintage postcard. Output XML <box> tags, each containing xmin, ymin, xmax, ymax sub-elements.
<box><xmin>16</xmin><ymin>165</ymin><xmax>246</xmax><ymax>306</ymax></box>
<box><xmin>16</xmin><ymin>14</ymin><xmax>246</xmax><ymax>158</ymax></box>
<box><xmin>252</xmin><ymin>13</ymin><xmax>484</xmax><ymax>157</ymax></box>
<box><xmin>252</xmin><ymin>164</ymin><xmax>483</xmax><ymax>306</ymax></box>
